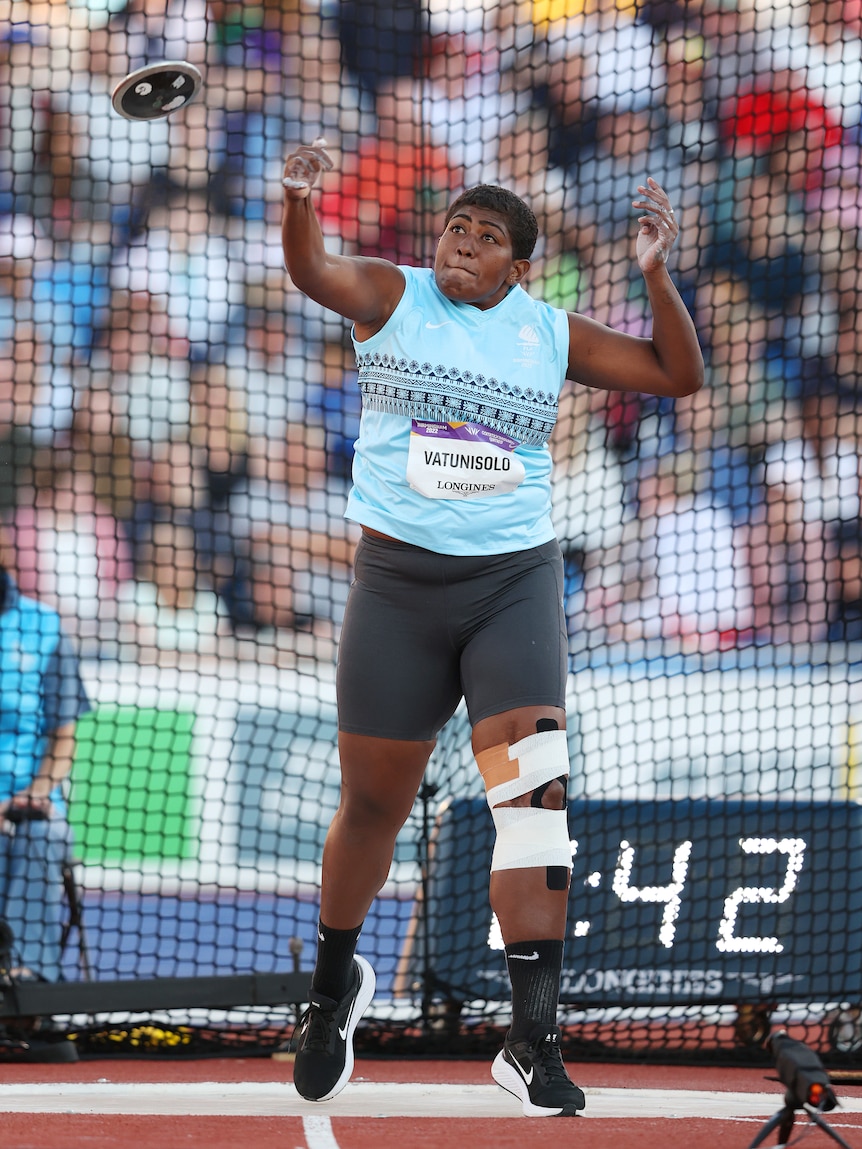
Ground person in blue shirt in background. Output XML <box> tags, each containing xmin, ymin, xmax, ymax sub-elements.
<box><xmin>0</xmin><ymin>563</ymin><xmax>90</xmax><ymax>987</ymax></box>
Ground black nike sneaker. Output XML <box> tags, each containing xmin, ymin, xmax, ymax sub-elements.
<box><xmin>491</xmin><ymin>1023</ymin><xmax>586</xmax><ymax>1117</ymax></box>
<box><xmin>293</xmin><ymin>955</ymin><xmax>376</xmax><ymax>1102</ymax></box>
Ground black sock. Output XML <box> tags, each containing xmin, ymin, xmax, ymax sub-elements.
<box><xmin>505</xmin><ymin>938</ymin><xmax>564</xmax><ymax>1041</ymax></box>
<box><xmin>311</xmin><ymin>920</ymin><xmax>362</xmax><ymax>1002</ymax></box>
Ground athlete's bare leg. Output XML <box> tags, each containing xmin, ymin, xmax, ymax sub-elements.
<box><xmin>319</xmin><ymin>732</ymin><xmax>435</xmax><ymax>929</ymax></box>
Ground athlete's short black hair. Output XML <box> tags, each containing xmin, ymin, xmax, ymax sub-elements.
<box><xmin>444</xmin><ymin>185</ymin><xmax>539</xmax><ymax>262</ymax></box>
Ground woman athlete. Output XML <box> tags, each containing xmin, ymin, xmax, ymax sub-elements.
<box><xmin>281</xmin><ymin>137</ymin><xmax>703</xmax><ymax>1117</ymax></box>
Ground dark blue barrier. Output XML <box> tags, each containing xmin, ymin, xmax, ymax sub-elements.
<box><xmin>60</xmin><ymin>891</ymin><xmax>413</xmax><ymax>995</ymax></box>
<box><xmin>415</xmin><ymin>798</ymin><xmax>862</xmax><ymax>1007</ymax></box>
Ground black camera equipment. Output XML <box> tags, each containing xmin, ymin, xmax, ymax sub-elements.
<box><xmin>748</xmin><ymin>1030</ymin><xmax>850</xmax><ymax>1148</ymax></box>
<box><xmin>0</xmin><ymin>919</ymin><xmax>13</xmax><ymax>976</ymax></box>
<box><xmin>4</xmin><ymin>804</ymin><xmax>49</xmax><ymax>825</ymax></box>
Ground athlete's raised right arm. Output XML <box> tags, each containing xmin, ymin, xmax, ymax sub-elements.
<box><xmin>281</xmin><ymin>139</ymin><xmax>404</xmax><ymax>336</ymax></box>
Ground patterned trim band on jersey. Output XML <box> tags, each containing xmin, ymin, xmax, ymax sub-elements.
<box><xmin>356</xmin><ymin>351</ymin><xmax>559</xmax><ymax>446</ymax></box>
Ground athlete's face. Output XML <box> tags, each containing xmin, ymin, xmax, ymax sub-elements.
<box><xmin>433</xmin><ymin>207</ymin><xmax>530</xmax><ymax>310</ymax></box>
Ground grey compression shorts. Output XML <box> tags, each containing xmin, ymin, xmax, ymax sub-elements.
<box><xmin>336</xmin><ymin>532</ymin><xmax>567</xmax><ymax>741</ymax></box>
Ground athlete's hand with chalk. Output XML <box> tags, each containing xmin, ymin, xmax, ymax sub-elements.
<box><xmin>282</xmin><ymin>137</ymin><xmax>334</xmax><ymax>197</ymax></box>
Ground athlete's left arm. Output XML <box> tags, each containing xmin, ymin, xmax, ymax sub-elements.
<box><xmin>565</xmin><ymin>178</ymin><xmax>704</xmax><ymax>399</ymax></box>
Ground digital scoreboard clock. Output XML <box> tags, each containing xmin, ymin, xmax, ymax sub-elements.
<box><xmin>415</xmin><ymin>798</ymin><xmax>862</xmax><ymax>1008</ymax></box>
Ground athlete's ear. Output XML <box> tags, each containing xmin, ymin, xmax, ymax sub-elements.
<box><xmin>507</xmin><ymin>259</ymin><xmax>531</xmax><ymax>286</ymax></box>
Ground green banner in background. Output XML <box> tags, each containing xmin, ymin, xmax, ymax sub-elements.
<box><xmin>70</xmin><ymin>706</ymin><xmax>196</xmax><ymax>863</ymax></box>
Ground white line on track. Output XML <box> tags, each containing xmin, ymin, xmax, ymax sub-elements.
<box><xmin>303</xmin><ymin>1115</ymin><xmax>340</xmax><ymax>1149</ymax></box>
<box><xmin>2</xmin><ymin>1081</ymin><xmax>862</xmax><ymax>1121</ymax></box>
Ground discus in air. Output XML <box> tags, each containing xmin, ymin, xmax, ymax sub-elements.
<box><xmin>111</xmin><ymin>60</ymin><xmax>202</xmax><ymax>121</ymax></box>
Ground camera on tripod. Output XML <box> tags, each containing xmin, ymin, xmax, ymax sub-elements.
<box><xmin>748</xmin><ymin>1030</ymin><xmax>849</xmax><ymax>1149</ymax></box>
<box><xmin>769</xmin><ymin>1030</ymin><xmax>838</xmax><ymax>1113</ymax></box>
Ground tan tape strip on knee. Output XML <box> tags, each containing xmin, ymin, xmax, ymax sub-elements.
<box><xmin>476</xmin><ymin>728</ymin><xmax>569</xmax><ymax>810</ymax></box>
<box><xmin>490</xmin><ymin>806</ymin><xmax>572</xmax><ymax>872</ymax></box>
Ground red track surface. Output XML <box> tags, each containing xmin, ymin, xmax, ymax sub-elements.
<box><xmin>1</xmin><ymin>1056</ymin><xmax>861</xmax><ymax>1148</ymax></box>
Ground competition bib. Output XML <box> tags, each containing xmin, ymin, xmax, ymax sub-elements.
<box><xmin>406</xmin><ymin>420</ymin><xmax>526</xmax><ymax>500</ymax></box>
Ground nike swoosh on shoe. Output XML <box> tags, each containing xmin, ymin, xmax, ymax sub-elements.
<box><xmin>509</xmin><ymin>1054</ymin><xmax>534</xmax><ymax>1085</ymax></box>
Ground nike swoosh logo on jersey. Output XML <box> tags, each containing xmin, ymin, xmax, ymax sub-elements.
<box><xmin>508</xmin><ymin>951</ymin><xmax>540</xmax><ymax>960</ymax></box>
<box><xmin>510</xmin><ymin>1054</ymin><xmax>534</xmax><ymax>1085</ymax></box>
<box><xmin>425</xmin><ymin>321</ymin><xmax>451</xmax><ymax>329</ymax></box>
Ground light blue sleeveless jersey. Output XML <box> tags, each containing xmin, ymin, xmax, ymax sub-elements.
<box><xmin>345</xmin><ymin>265</ymin><xmax>570</xmax><ymax>556</ymax></box>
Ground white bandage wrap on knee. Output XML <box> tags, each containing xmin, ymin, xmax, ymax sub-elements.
<box><xmin>488</xmin><ymin>806</ymin><xmax>572</xmax><ymax>873</ymax></box>
<box><xmin>475</xmin><ymin>729</ymin><xmax>572</xmax><ymax>874</ymax></box>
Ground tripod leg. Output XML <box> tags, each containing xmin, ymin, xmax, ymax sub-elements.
<box><xmin>776</xmin><ymin>1104</ymin><xmax>798</xmax><ymax>1145</ymax></box>
<box><xmin>807</xmin><ymin>1108</ymin><xmax>853</xmax><ymax>1149</ymax></box>
<box><xmin>747</xmin><ymin>1107</ymin><xmax>793</xmax><ymax>1149</ymax></box>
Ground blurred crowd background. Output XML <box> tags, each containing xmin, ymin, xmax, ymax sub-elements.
<box><xmin>2</xmin><ymin>0</ymin><xmax>861</xmax><ymax>664</ymax></box>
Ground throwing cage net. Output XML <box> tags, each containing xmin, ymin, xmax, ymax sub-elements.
<box><xmin>1</xmin><ymin>0</ymin><xmax>862</xmax><ymax>1066</ymax></box>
